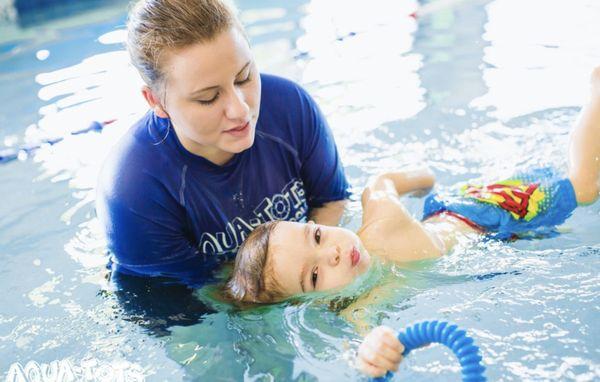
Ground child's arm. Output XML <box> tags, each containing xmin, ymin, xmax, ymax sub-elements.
<box><xmin>340</xmin><ymin>283</ymin><xmax>398</xmax><ymax>335</ymax></box>
<box><xmin>362</xmin><ymin>168</ymin><xmax>435</xmax><ymax>203</ymax></box>
<box><xmin>359</xmin><ymin>168</ymin><xmax>444</xmax><ymax>262</ymax></box>
<box><xmin>361</xmin><ymin>168</ymin><xmax>434</xmax><ymax>227</ymax></box>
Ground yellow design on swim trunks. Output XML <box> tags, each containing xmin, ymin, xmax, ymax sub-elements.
<box><xmin>461</xmin><ymin>179</ymin><xmax>546</xmax><ymax>221</ymax></box>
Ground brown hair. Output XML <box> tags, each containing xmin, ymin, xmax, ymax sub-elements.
<box><xmin>224</xmin><ymin>220</ymin><xmax>286</xmax><ymax>304</ymax></box>
<box><xmin>127</xmin><ymin>0</ymin><xmax>242</xmax><ymax>90</ymax></box>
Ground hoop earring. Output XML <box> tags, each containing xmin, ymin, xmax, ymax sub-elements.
<box><xmin>152</xmin><ymin>117</ymin><xmax>171</xmax><ymax>146</ymax></box>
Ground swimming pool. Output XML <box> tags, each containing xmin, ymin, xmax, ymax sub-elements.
<box><xmin>1</xmin><ymin>0</ymin><xmax>599</xmax><ymax>380</ymax></box>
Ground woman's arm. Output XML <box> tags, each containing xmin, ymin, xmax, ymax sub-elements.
<box><xmin>308</xmin><ymin>199</ymin><xmax>347</xmax><ymax>226</ymax></box>
<box><xmin>280</xmin><ymin>77</ymin><xmax>351</xmax><ymax>223</ymax></box>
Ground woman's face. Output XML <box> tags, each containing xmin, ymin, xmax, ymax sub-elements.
<box><xmin>267</xmin><ymin>221</ymin><xmax>371</xmax><ymax>298</ymax></box>
<box><xmin>158</xmin><ymin>27</ymin><xmax>261</xmax><ymax>165</ymax></box>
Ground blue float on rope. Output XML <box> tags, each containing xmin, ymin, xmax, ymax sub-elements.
<box><xmin>372</xmin><ymin>320</ymin><xmax>486</xmax><ymax>382</ymax></box>
<box><xmin>0</xmin><ymin>120</ymin><xmax>113</xmax><ymax>164</ymax></box>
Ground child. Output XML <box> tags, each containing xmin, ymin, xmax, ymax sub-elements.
<box><xmin>224</xmin><ymin>68</ymin><xmax>600</xmax><ymax>377</ymax></box>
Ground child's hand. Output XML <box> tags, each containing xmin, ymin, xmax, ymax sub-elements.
<box><xmin>369</xmin><ymin>168</ymin><xmax>435</xmax><ymax>198</ymax></box>
<box><xmin>356</xmin><ymin>326</ymin><xmax>405</xmax><ymax>378</ymax></box>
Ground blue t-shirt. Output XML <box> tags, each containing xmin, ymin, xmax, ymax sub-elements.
<box><xmin>96</xmin><ymin>74</ymin><xmax>350</xmax><ymax>285</ymax></box>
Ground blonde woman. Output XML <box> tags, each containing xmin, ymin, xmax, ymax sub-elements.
<box><xmin>96</xmin><ymin>0</ymin><xmax>350</xmax><ymax>284</ymax></box>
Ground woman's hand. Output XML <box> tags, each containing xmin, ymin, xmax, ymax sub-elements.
<box><xmin>356</xmin><ymin>325</ymin><xmax>405</xmax><ymax>378</ymax></box>
<box><xmin>308</xmin><ymin>199</ymin><xmax>347</xmax><ymax>226</ymax></box>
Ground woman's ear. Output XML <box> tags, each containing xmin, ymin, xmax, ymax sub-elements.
<box><xmin>141</xmin><ymin>85</ymin><xmax>169</xmax><ymax>118</ymax></box>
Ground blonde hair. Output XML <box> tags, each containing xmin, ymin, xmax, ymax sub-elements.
<box><xmin>127</xmin><ymin>0</ymin><xmax>242</xmax><ymax>90</ymax></box>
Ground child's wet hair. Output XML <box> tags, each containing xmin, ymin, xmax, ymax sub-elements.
<box><xmin>224</xmin><ymin>220</ymin><xmax>286</xmax><ymax>304</ymax></box>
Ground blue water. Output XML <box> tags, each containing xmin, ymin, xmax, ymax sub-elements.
<box><xmin>1</xmin><ymin>0</ymin><xmax>599</xmax><ymax>381</ymax></box>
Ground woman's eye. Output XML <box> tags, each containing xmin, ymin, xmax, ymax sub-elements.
<box><xmin>197</xmin><ymin>93</ymin><xmax>219</xmax><ymax>105</ymax></box>
<box><xmin>235</xmin><ymin>73</ymin><xmax>252</xmax><ymax>85</ymax></box>
<box><xmin>311</xmin><ymin>268</ymin><xmax>318</xmax><ymax>288</ymax></box>
<box><xmin>314</xmin><ymin>227</ymin><xmax>321</xmax><ymax>244</ymax></box>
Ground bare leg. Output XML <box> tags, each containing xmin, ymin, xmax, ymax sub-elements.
<box><xmin>568</xmin><ymin>67</ymin><xmax>600</xmax><ymax>205</ymax></box>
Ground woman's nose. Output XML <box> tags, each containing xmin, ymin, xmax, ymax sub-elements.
<box><xmin>225</xmin><ymin>87</ymin><xmax>250</xmax><ymax>121</ymax></box>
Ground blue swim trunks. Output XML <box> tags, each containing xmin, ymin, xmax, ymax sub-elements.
<box><xmin>422</xmin><ymin>167</ymin><xmax>578</xmax><ymax>239</ymax></box>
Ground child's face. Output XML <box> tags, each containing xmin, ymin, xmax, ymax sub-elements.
<box><xmin>267</xmin><ymin>221</ymin><xmax>371</xmax><ymax>298</ymax></box>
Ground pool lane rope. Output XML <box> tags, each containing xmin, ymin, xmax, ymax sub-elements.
<box><xmin>0</xmin><ymin>120</ymin><xmax>114</xmax><ymax>164</ymax></box>
<box><xmin>372</xmin><ymin>320</ymin><xmax>486</xmax><ymax>382</ymax></box>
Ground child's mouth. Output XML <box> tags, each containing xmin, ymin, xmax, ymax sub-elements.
<box><xmin>351</xmin><ymin>246</ymin><xmax>361</xmax><ymax>267</ymax></box>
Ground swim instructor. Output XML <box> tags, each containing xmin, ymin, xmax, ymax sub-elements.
<box><xmin>96</xmin><ymin>0</ymin><xmax>350</xmax><ymax>284</ymax></box>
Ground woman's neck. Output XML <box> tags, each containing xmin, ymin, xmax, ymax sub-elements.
<box><xmin>178</xmin><ymin>133</ymin><xmax>235</xmax><ymax>166</ymax></box>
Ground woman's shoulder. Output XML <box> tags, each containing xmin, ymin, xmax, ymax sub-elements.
<box><xmin>260</xmin><ymin>73</ymin><xmax>302</xmax><ymax>92</ymax></box>
<box><xmin>259</xmin><ymin>73</ymin><xmax>316</xmax><ymax>110</ymax></box>
<box><xmin>257</xmin><ymin>73</ymin><xmax>325</xmax><ymax>143</ymax></box>
<box><xmin>98</xmin><ymin>112</ymin><xmax>178</xmax><ymax>195</ymax></box>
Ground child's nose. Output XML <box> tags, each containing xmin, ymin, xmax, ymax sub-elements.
<box><xmin>327</xmin><ymin>247</ymin><xmax>341</xmax><ymax>267</ymax></box>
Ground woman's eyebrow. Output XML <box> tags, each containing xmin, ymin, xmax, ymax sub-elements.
<box><xmin>236</xmin><ymin>61</ymin><xmax>251</xmax><ymax>76</ymax></box>
<box><xmin>190</xmin><ymin>61</ymin><xmax>251</xmax><ymax>95</ymax></box>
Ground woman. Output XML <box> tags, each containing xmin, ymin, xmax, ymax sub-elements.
<box><xmin>96</xmin><ymin>0</ymin><xmax>350</xmax><ymax>285</ymax></box>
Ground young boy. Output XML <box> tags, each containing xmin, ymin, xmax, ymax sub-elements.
<box><xmin>224</xmin><ymin>68</ymin><xmax>600</xmax><ymax>377</ymax></box>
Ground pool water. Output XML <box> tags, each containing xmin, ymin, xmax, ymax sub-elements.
<box><xmin>1</xmin><ymin>0</ymin><xmax>599</xmax><ymax>380</ymax></box>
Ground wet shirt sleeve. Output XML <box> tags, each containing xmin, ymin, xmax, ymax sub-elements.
<box><xmin>293</xmin><ymin>84</ymin><xmax>351</xmax><ymax>208</ymax></box>
<box><xmin>96</xmin><ymin>148</ymin><xmax>215</xmax><ymax>285</ymax></box>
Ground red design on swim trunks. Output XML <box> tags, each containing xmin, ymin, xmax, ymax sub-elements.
<box><xmin>462</xmin><ymin>182</ymin><xmax>542</xmax><ymax>220</ymax></box>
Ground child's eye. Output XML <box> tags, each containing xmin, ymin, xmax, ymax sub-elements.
<box><xmin>311</xmin><ymin>267</ymin><xmax>318</xmax><ymax>288</ymax></box>
<box><xmin>314</xmin><ymin>227</ymin><xmax>321</xmax><ymax>244</ymax></box>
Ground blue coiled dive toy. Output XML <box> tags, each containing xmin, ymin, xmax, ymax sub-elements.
<box><xmin>372</xmin><ymin>321</ymin><xmax>486</xmax><ymax>382</ymax></box>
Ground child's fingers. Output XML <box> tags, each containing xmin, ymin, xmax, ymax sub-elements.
<box><xmin>358</xmin><ymin>341</ymin><xmax>401</xmax><ymax>372</ymax></box>
<box><xmin>356</xmin><ymin>326</ymin><xmax>406</xmax><ymax>377</ymax></box>
<box><xmin>366</xmin><ymin>326</ymin><xmax>405</xmax><ymax>357</ymax></box>
<box><xmin>356</xmin><ymin>357</ymin><xmax>387</xmax><ymax>378</ymax></box>
<box><xmin>359</xmin><ymin>343</ymin><xmax>402</xmax><ymax>366</ymax></box>
<box><xmin>377</xmin><ymin>327</ymin><xmax>405</xmax><ymax>353</ymax></box>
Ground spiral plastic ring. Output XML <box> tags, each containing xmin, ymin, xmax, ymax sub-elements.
<box><xmin>371</xmin><ymin>320</ymin><xmax>486</xmax><ymax>382</ymax></box>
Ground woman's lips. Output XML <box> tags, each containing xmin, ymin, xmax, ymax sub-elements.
<box><xmin>351</xmin><ymin>246</ymin><xmax>361</xmax><ymax>267</ymax></box>
<box><xmin>224</xmin><ymin>121</ymin><xmax>250</xmax><ymax>137</ymax></box>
